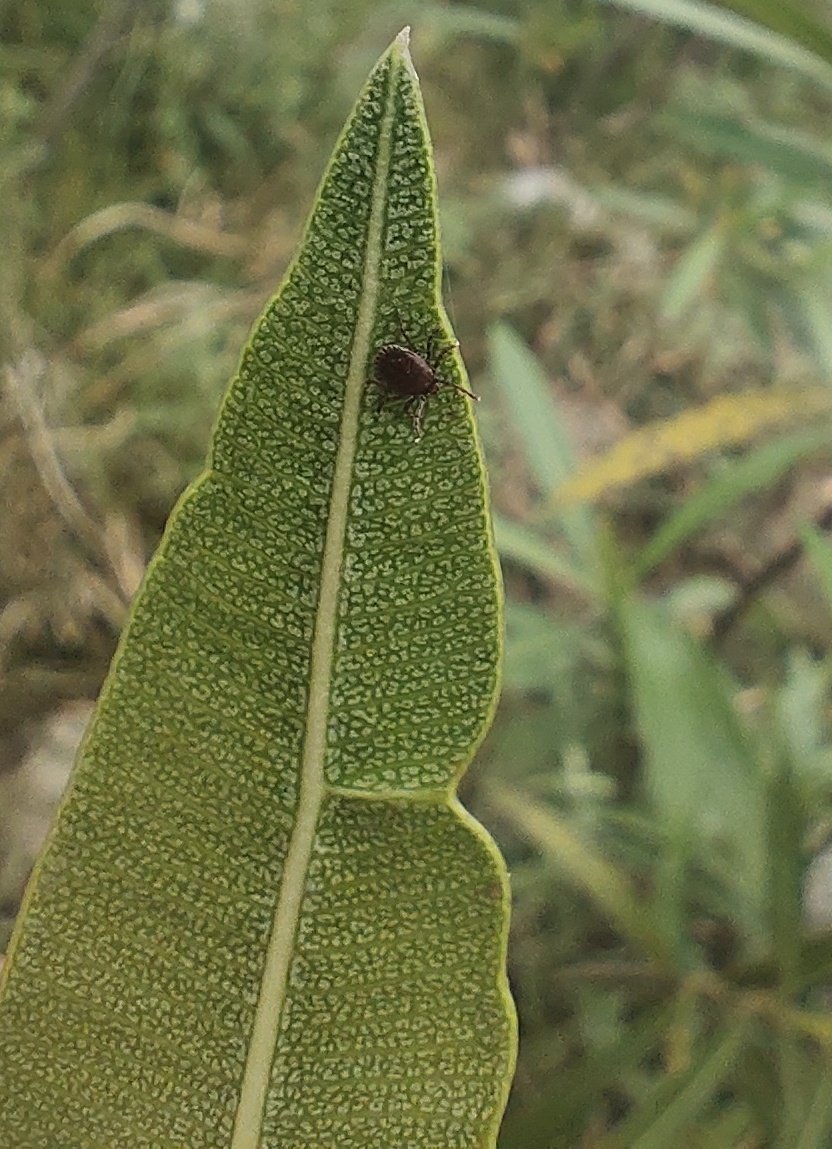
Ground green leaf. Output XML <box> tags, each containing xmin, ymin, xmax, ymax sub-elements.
<box><xmin>487</xmin><ymin>323</ymin><xmax>601</xmax><ymax>587</ymax></box>
<box><xmin>494</xmin><ymin>788</ymin><xmax>670</xmax><ymax>964</ymax></box>
<box><xmin>783</xmin><ymin>280</ymin><xmax>832</xmax><ymax>380</ymax></box>
<box><xmin>775</xmin><ymin>650</ymin><xmax>832</xmax><ymax>783</ymax></box>
<box><xmin>661</xmin><ymin>224</ymin><xmax>725</xmax><ymax>322</ymax></box>
<box><xmin>803</xmin><ymin>522</ymin><xmax>832</xmax><ymax>611</ymax></box>
<box><xmin>796</xmin><ymin>1072</ymin><xmax>832</xmax><ymax>1149</ymax></box>
<box><xmin>487</xmin><ymin>323</ymin><xmax>577</xmax><ymax>493</ymax></box>
<box><xmin>503</xmin><ymin>602</ymin><xmax>583</xmax><ymax>694</ymax></box>
<box><xmin>636</xmin><ymin>428</ymin><xmax>832</xmax><ymax>579</ymax></box>
<box><xmin>599</xmin><ymin>1020</ymin><xmax>750</xmax><ymax>1149</ymax></box>
<box><xmin>667</xmin><ymin>109</ymin><xmax>832</xmax><ymax>188</ymax></box>
<box><xmin>0</xmin><ymin>31</ymin><xmax>515</xmax><ymax>1148</ymax></box>
<box><xmin>493</xmin><ymin>513</ymin><xmax>595</xmax><ymax>597</ymax></box>
<box><xmin>601</xmin><ymin>0</ymin><xmax>832</xmax><ymax>92</ymax></box>
<box><xmin>720</xmin><ymin>0</ymin><xmax>832</xmax><ymax>68</ymax></box>
<box><xmin>622</xmin><ymin>599</ymin><xmax>766</xmax><ymax>927</ymax></box>
<box><xmin>764</xmin><ymin>759</ymin><xmax>804</xmax><ymax>991</ymax></box>
<box><xmin>498</xmin><ymin>1002</ymin><xmax>673</xmax><ymax>1149</ymax></box>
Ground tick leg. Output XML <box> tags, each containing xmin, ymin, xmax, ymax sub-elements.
<box><xmin>433</xmin><ymin>342</ymin><xmax>477</xmax><ymax>400</ymax></box>
<box><xmin>438</xmin><ymin>374</ymin><xmax>480</xmax><ymax>401</ymax></box>
<box><xmin>393</xmin><ymin>305</ymin><xmax>416</xmax><ymax>347</ymax></box>
<box><xmin>410</xmin><ymin>395</ymin><xmax>427</xmax><ymax>442</ymax></box>
<box><xmin>370</xmin><ymin>381</ymin><xmax>418</xmax><ymax>428</ymax></box>
<box><xmin>366</xmin><ymin>377</ymin><xmax>388</xmax><ymax>417</ymax></box>
<box><xmin>432</xmin><ymin>337</ymin><xmax>457</xmax><ymax>365</ymax></box>
<box><xmin>376</xmin><ymin>389</ymin><xmax>395</xmax><ymax>418</ymax></box>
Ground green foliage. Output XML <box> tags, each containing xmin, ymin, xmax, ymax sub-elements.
<box><xmin>489</xmin><ymin>322</ymin><xmax>601</xmax><ymax>590</ymax></box>
<box><xmin>604</xmin><ymin>0</ymin><xmax>832</xmax><ymax>89</ymax></box>
<box><xmin>804</xmin><ymin>525</ymin><xmax>832</xmax><ymax>613</ymax></box>
<box><xmin>636</xmin><ymin>427</ymin><xmax>832</xmax><ymax>577</ymax></box>
<box><xmin>623</xmin><ymin>597</ymin><xmax>766</xmax><ymax>926</ymax></box>
<box><xmin>7</xmin><ymin>0</ymin><xmax>832</xmax><ymax>1145</ymax></box>
<box><xmin>0</xmin><ymin>33</ymin><xmax>514</xmax><ymax>1147</ymax></box>
<box><xmin>486</xmin><ymin>321</ymin><xmax>832</xmax><ymax>1146</ymax></box>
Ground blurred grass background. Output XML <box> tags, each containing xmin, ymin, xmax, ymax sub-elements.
<box><xmin>5</xmin><ymin>0</ymin><xmax>832</xmax><ymax>1144</ymax></box>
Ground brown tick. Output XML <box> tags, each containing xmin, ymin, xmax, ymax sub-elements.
<box><xmin>367</xmin><ymin>324</ymin><xmax>479</xmax><ymax>442</ymax></box>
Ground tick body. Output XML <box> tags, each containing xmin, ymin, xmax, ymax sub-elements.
<box><xmin>368</xmin><ymin>330</ymin><xmax>479</xmax><ymax>441</ymax></box>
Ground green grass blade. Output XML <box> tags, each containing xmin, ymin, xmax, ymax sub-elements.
<box><xmin>803</xmin><ymin>523</ymin><xmax>832</xmax><ymax>611</ymax></box>
<box><xmin>488</xmin><ymin>322</ymin><xmax>577</xmax><ymax>494</ymax></box>
<box><xmin>660</xmin><ymin>223</ymin><xmax>725</xmax><ymax>322</ymax></box>
<box><xmin>636</xmin><ymin>428</ymin><xmax>832</xmax><ymax>580</ymax></box>
<box><xmin>764</xmin><ymin>759</ymin><xmax>804</xmax><ymax>992</ymax></box>
<box><xmin>488</xmin><ymin>323</ymin><xmax>601</xmax><ymax>585</ymax></box>
<box><xmin>599</xmin><ymin>1020</ymin><xmax>749</xmax><ymax>1149</ymax></box>
<box><xmin>788</xmin><ymin>281</ymin><xmax>832</xmax><ymax>380</ymax></box>
<box><xmin>602</xmin><ymin>0</ymin><xmax>832</xmax><ymax>91</ymax></box>
<box><xmin>494</xmin><ymin>788</ymin><xmax>670</xmax><ymax>964</ymax></box>
<box><xmin>493</xmin><ymin>513</ymin><xmax>594</xmax><ymax>597</ymax></box>
<box><xmin>723</xmin><ymin>0</ymin><xmax>832</xmax><ymax>66</ymax></box>
<box><xmin>0</xmin><ymin>31</ymin><xmax>515</xmax><ymax>1148</ymax></box>
<box><xmin>667</xmin><ymin>108</ymin><xmax>832</xmax><ymax>187</ymax></box>
<box><xmin>623</xmin><ymin>599</ymin><xmax>766</xmax><ymax>926</ymax></box>
<box><xmin>795</xmin><ymin>1072</ymin><xmax>832</xmax><ymax>1149</ymax></box>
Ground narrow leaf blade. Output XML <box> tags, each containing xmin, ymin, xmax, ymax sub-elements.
<box><xmin>602</xmin><ymin>0</ymin><xmax>832</xmax><ymax>91</ymax></box>
<box><xmin>0</xmin><ymin>32</ymin><xmax>515</xmax><ymax>1148</ymax></box>
<box><xmin>803</xmin><ymin>523</ymin><xmax>832</xmax><ymax>611</ymax></box>
<box><xmin>554</xmin><ymin>389</ymin><xmax>832</xmax><ymax>507</ymax></box>
<box><xmin>488</xmin><ymin>322</ymin><xmax>600</xmax><ymax>584</ymax></box>
<box><xmin>600</xmin><ymin>1021</ymin><xmax>749</xmax><ymax>1149</ymax></box>
<box><xmin>636</xmin><ymin>428</ymin><xmax>832</xmax><ymax>579</ymax></box>
<box><xmin>660</xmin><ymin>224</ymin><xmax>725</xmax><ymax>322</ymax></box>
<box><xmin>623</xmin><ymin>598</ymin><xmax>766</xmax><ymax>923</ymax></box>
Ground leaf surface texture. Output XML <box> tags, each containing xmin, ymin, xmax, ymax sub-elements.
<box><xmin>0</xmin><ymin>31</ymin><xmax>514</xmax><ymax>1149</ymax></box>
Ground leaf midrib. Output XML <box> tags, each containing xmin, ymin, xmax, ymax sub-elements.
<box><xmin>228</xmin><ymin>44</ymin><xmax>401</xmax><ymax>1148</ymax></box>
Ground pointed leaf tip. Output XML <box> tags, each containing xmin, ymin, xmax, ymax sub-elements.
<box><xmin>0</xmin><ymin>31</ymin><xmax>514</xmax><ymax>1149</ymax></box>
<box><xmin>393</xmin><ymin>26</ymin><xmax>416</xmax><ymax>79</ymax></box>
